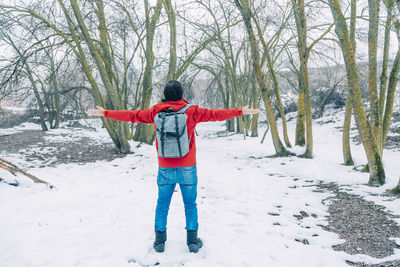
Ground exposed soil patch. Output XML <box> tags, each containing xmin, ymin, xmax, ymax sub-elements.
<box><xmin>0</xmin><ymin>109</ymin><xmax>84</xmax><ymax>129</ymax></box>
<box><xmin>346</xmin><ymin>259</ymin><xmax>400</xmax><ymax>267</ymax></box>
<box><xmin>0</xmin><ymin>129</ymin><xmax>126</xmax><ymax>167</ymax></box>
<box><xmin>0</xmin><ymin>130</ymin><xmax>46</xmax><ymax>151</ymax></box>
<box><xmin>316</xmin><ymin>183</ymin><xmax>400</xmax><ymax>266</ymax></box>
<box><xmin>0</xmin><ymin>110</ymin><xmax>41</xmax><ymax>129</ymax></box>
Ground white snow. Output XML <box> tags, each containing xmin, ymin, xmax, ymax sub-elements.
<box><xmin>0</xmin><ymin>109</ymin><xmax>399</xmax><ymax>267</ymax></box>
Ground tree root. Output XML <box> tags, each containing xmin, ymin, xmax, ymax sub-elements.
<box><xmin>388</xmin><ymin>178</ymin><xmax>400</xmax><ymax>195</ymax></box>
<box><xmin>343</xmin><ymin>159</ymin><xmax>354</xmax><ymax>166</ymax></box>
<box><xmin>368</xmin><ymin>177</ymin><xmax>385</xmax><ymax>187</ymax></box>
<box><xmin>266</xmin><ymin>150</ymin><xmax>296</xmax><ymax>158</ymax></box>
<box><xmin>361</xmin><ymin>164</ymin><xmax>370</xmax><ymax>173</ymax></box>
<box><xmin>297</xmin><ymin>150</ymin><xmax>313</xmax><ymax>159</ymax></box>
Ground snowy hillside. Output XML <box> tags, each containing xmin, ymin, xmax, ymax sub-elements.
<box><xmin>0</xmin><ymin>108</ymin><xmax>399</xmax><ymax>267</ymax></box>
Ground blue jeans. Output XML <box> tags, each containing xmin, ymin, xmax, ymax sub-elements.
<box><xmin>155</xmin><ymin>165</ymin><xmax>198</xmax><ymax>232</ymax></box>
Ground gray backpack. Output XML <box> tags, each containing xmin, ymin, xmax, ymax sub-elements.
<box><xmin>154</xmin><ymin>104</ymin><xmax>192</xmax><ymax>158</ymax></box>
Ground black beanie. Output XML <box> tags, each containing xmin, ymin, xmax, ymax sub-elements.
<box><xmin>164</xmin><ymin>80</ymin><xmax>183</xmax><ymax>101</ymax></box>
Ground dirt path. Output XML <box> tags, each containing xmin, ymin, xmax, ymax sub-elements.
<box><xmin>316</xmin><ymin>183</ymin><xmax>400</xmax><ymax>267</ymax></box>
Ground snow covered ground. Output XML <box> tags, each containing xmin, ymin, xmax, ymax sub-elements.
<box><xmin>0</xmin><ymin>108</ymin><xmax>399</xmax><ymax>267</ymax></box>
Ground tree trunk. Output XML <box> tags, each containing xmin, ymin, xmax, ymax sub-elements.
<box><xmin>133</xmin><ymin>0</ymin><xmax>163</xmax><ymax>144</ymax></box>
<box><xmin>226</xmin><ymin>91</ymin><xmax>235</xmax><ymax>132</ymax></box>
<box><xmin>292</xmin><ymin>0</ymin><xmax>313</xmax><ymax>158</ymax></box>
<box><xmin>164</xmin><ymin>0</ymin><xmax>177</xmax><ymax>82</ymax></box>
<box><xmin>55</xmin><ymin>0</ymin><xmax>120</xmax><ymax>148</ymax></box>
<box><xmin>25</xmin><ymin>61</ymin><xmax>48</xmax><ymax>131</ymax></box>
<box><xmin>342</xmin><ymin>0</ymin><xmax>356</xmax><ymax>166</ymax></box>
<box><xmin>295</xmin><ymin>90</ymin><xmax>306</xmax><ymax>146</ymax></box>
<box><xmin>250</xmin><ymin>71</ymin><xmax>259</xmax><ymax>137</ymax></box>
<box><xmin>48</xmin><ymin>50</ymin><xmax>60</xmax><ymax>129</ymax></box>
<box><xmin>267</xmin><ymin>53</ymin><xmax>291</xmax><ymax>147</ymax></box>
<box><xmin>380</xmin><ymin>0</ymin><xmax>396</xmax><ymax>154</ymax></box>
<box><xmin>300</xmin><ymin>57</ymin><xmax>313</xmax><ymax>158</ymax></box>
<box><xmin>367</xmin><ymin>0</ymin><xmax>381</xmax><ymax>153</ymax></box>
<box><xmin>70</xmin><ymin>0</ymin><xmax>130</xmax><ymax>153</ymax></box>
<box><xmin>235</xmin><ymin>0</ymin><xmax>291</xmax><ymax>156</ymax></box>
<box><xmin>328</xmin><ymin>0</ymin><xmax>385</xmax><ymax>185</ymax></box>
<box><xmin>378</xmin><ymin>1</ymin><xmax>393</xmax><ymax>130</ymax></box>
<box><xmin>342</xmin><ymin>91</ymin><xmax>354</xmax><ymax>165</ymax></box>
<box><xmin>227</xmin><ymin>73</ymin><xmax>238</xmax><ymax>132</ymax></box>
<box><xmin>252</xmin><ymin>13</ymin><xmax>290</xmax><ymax>146</ymax></box>
<box><xmin>135</xmin><ymin>0</ymin><xmax>178</xmax><ymax>146</ymax></box>
<box><xmin>382</xmin><ymin>29</ymin><xmax>400</xmax><ymax>147</ymax></box>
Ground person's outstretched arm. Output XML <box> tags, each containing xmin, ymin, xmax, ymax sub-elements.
<box><xmin>193</xmin><ymin>105</ymin><xmax>260</xmax><ymax>123</ymax></box>
<box><xmin>87</xmin><ymin>106</ymin><xmax>154</xmax><ymax>123</ymax></box>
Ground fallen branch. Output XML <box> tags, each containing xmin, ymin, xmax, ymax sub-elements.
<box><xmin>0</xmin><ymin>157</ymin><xmax>55</xmax><ymax>189</ymax></box>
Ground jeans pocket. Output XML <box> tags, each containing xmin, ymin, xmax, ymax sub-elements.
<box><xmin>157</xmin><ymin>167</ymin><xmax>171</xmax><ymax>185</ymax></box>
<box><xmin>180</xmin><ymin>166</ymin><xmax>197</xmax><ymax>185</ymax></box>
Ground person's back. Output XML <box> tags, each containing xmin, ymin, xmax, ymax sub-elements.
<box><xmin>88</xmin><ymin>80</ymin><xmax>259</xmax><ymax>253</ymax></box>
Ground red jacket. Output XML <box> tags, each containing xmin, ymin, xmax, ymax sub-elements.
<box><xmin>104</xmin><ymin>99</ymin><xmax>243</xmax><ymax>168</ymax></box>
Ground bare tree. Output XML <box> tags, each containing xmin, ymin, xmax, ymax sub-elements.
<box><xmin>328</xmin><ymin>0</ymin><xmax>385</xmax><ymax>185</ymax></box>
<box><xmin>234</xmin><ymin>0</ymin><xmax>292</xmax><ymax>156</ymax></box>
<box><xmin>342</xmin><ymin>0</ymin><xmax>357</xmax><ymax>166</ymax></box>
<box><xmin>290</xmin><ymin>0</ymin><xmax>334</xmax><ymax>158</ymax></box>
<box><xmin>132</xmin><ymin>0</ymin><xmax>163</xmax><ymax>144</ymax></box>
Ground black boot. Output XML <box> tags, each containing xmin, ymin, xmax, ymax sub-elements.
<box><xmin>153</xmin><ymin>230</ymin><xmax>166</xmax><ymax>253</ymax></box>
<box><xmin>186</xmin><ymin>230</ymin><xmax>203</xmax><ymax>253</ymax></box>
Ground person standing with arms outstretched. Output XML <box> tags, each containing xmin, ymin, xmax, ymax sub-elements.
<box><xmin>88</xmin><ymin>80</ymin><xmax>260</xmax><ymax>253</ymax></box>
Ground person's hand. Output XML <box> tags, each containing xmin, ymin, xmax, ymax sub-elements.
<box><xmin>242</xmin><ymin>105</ymin><xmax>260</xmax><ymax>115</ymax></box>
<box><xmin>87</xmin><ymin>105</ymin><xmax>105</xmax><ymax>117</ymax></box>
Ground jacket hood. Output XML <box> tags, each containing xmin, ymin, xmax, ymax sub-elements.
<box><xmin>152</xmin><ymin>99</ymin><xmax>189</xmax><ymax>113</ymax></box>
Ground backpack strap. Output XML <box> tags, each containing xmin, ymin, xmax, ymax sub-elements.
<box><xmin>160</xmin><ymin>113</ymin><xmax>166</xmax><ymax>157</ymax></box>
<box><xmin>158</xmin><ymin>104</ymin><xmax>191</xmax><ymax>114</ymax></box>
<box><xmin>174</xmin><ymin>104</ymin><xmax>191</xmax><ymax>157</ymax></box>
<box><xmin>174</xmin><ymin>113</ymin><xmax>182</xmax><ymax>157</ymax></box>
<box><xmin>176</xmin><ymin>104</ymin><xmax>192</xmax><ymax>114</ymax></box>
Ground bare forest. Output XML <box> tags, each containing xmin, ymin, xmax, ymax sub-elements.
<box><xmin>1</xmin><ymin>0</ymin><xmax>400</xmax><ymax>266</ymax></box>
<box><xmin>2</xmin><ymin>0</ymin><xmax>399</xmax><ymax>186</ymax></box>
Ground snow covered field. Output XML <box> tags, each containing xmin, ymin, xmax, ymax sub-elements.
<box><xmin>1</xmin><ymin>109</ymin><xmax>399</xmax><ymax>267</ymax></box>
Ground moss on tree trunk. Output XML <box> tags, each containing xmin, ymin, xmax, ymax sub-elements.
<box><xmin>328</xmin><ymin>0</ymin><xmax>385</xmax><ymax>185</ymax></box>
